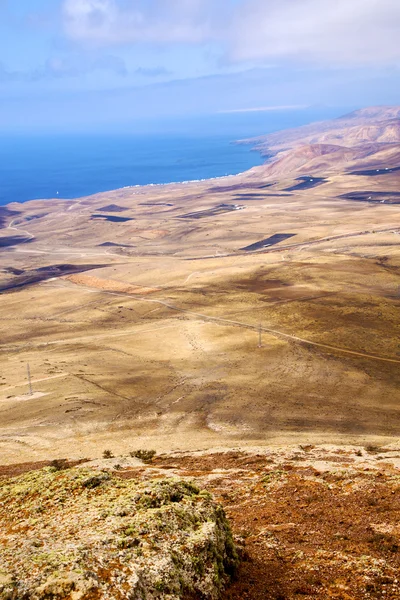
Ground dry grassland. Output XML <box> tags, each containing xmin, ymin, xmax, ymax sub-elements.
<box><xmin>0</xmin><ymin>164</ymin><xmax>399</xmax><ymax>463</ymax></box>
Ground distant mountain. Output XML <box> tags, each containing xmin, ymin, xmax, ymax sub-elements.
<box><xmin>242</xmin><ymin>105</ymin><xmax>400</xmax><ymax>178</ymax></box>
<box><xmin>339</xmin><ymin>106</ymin><xmax>400</xmax><ymax>121</ymax></box>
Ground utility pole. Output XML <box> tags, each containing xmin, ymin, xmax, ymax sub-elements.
<box><xmin>258</xmin><ymin>323</ymin><xmax>262</xmax><ymax>348</ymax></box>
<box><xmin>27</xmin><ymin>363</ymin><xmax>33</xmax><ymax>396</ymax></box>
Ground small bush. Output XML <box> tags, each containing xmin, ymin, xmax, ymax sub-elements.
<box><xmin>103</xmin><ymin>449</ymin><xmax>114</xmax><ymax>459</ymax></box>
<box><xmin>49</xmin><ymin>459</ymin><xmax>68</xmax><ymax>471</ymax></box>
<box><xmin>365</xmin><ymin>444</ymin><xmax>381</xmax><ymax>454</ymax></box>
<box><xmin>130</xmin><ymin>449</ymin><xmax>156</xmax><ymax>463</ymax></box>
<box><xmin>81</xmin><ymin>472</ymin><xmax>111</xmax><ymax>489</ymax></box>
<box><xmin>366</xmin><ymin>497</ymin><xmax>378</xmax><ymax>507</ymax></box>
<box><xmin>364</xmin><ymin>444</ymin><xmax>391</xmax><ymax>455</ymax></box>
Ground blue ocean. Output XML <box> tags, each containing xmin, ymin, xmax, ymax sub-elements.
<box><xmin>0</xmin><ymin>108</ymin><xmax>350</xmax><ymax>206</ymax></box>
<box><xmin>0</xmin><ymin>134</ymin><xmax>263</xmax><ymax>206</ymax></box>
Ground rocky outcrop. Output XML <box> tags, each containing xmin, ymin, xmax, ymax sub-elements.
<box><xmin>0</xmin><ymin>467</ymin><xmax>238</xmax><ymax>599</ymax></box>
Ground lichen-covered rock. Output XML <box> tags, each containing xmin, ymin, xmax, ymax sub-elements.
<box><xmin>0</xmin><ymin>468</ymin><xmax>238</xmax><ymax>599</ymax></box>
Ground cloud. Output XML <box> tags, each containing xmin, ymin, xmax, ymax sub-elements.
<box><xmin>134</xmin><ymin>67</ymin><xmax>172</xmax><ymax>77</ymax></box>
<box><xmin>61</xmin><ymin>0</ymin><xmax>400</xmax><ymax>67</ymax></box>
<box><xmin>0</xmin><ymin>63</ymin><xmax>20</xmax><ymax>83</ymax></box>
<box><xmin>229</xmin><ymin>0</ymin><xmax>400</xmax><ymax>66</ymax></box>
<box><xmin>62</xmin><ymin>0</ymin><xmax>217</xmax><ymax>44</ymax></box>
<box><xmin>219</xmin><ymin>105</ymin><xmax>308</xmax><ymax>113</ymax></box>
<box><xmin>0</xmin><ymin>55</ymin><xmax>128</xmax><ymax>83</ymax></box>
<box><xmin>35</xmin><ymin>55</ymin><xmax>128</xmax><ymax>78</ymax></box>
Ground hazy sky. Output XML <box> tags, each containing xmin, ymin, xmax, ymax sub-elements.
<box><xmin>1</xmin><ymin>0</ymin><xmax>399</xmax><ymax>131</ymax></box>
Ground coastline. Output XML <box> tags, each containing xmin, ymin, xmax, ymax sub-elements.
<box><xmin>2</xmin><ymin>106</ymin><xmax>400</xmax><ymax>465</ymax></box>
<box><xmin>0</xmin><ymin>134</ymin><xmax>265</xmax><ymax>208</ymax></box>
<box><xmin>3</xmin><ymin>169</ymin><xmax>255</xmax><ymax>211</ymax></box>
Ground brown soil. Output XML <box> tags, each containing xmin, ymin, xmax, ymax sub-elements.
<box><xmin>3</xmin><ymin>448</ymin><xmax>400</xmax><ymax>599</ymax></box>
<box><xmin>0</xmin><ymin>459</ymin><xmax>87</xmax><ymax>478</ymax></box>
<box><xmin>63</xmin><ymin>273</ymin><xmax>158</xmax><ymax>294</ymax></box>
<box><xmin>153</xmin><ymin>451</ymin><xmax>400</xmax><ymax>599</ymax></box>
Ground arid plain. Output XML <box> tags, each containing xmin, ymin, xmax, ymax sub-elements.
<box><xmin>1</xmin><ymin>107</ymin><xmax>400</xmax><ymax>463</ymax></box>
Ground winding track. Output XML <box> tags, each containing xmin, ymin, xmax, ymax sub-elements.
<box><xmin>7</xmin><ymin>219</ymin><xmax>35</xmax><ymax>241</ymax></box>
<box><xmin>3</xmin><ymin>282</ymin><xmax>400</xmax><ymax>366</ymax></box>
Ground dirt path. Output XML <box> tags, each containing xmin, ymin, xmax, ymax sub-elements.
<box><xmin>7</xmin><ymin>219</ymin><xmax>35</xmax><ymax>241</ymax></box>
<box><xmin>79</xmin><ymin>287</ymin><xmax>400</xmax><ymax>365</ymax></box>
<box><xmin>4</xmin><ymin>280</ymin><xmax>399</xmax><ymax>366</ymax></box>
<box><xmin>184</xmin><ymin>271</ymin><xmax>200</xmax><ymax>283</ymax></box>
<box><xmin>1</xmin><ymin>373</ymin><xmax>68</xmax><ymax>394</ymax></box>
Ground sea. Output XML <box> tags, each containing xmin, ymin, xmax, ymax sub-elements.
<box><xmin>0</xmin><ymin>134</ymin><xmax>264</xmax><ymax>206</ymax></box>
<box><xmin>0</xmin><ymin>107</ymin><xmax>350</xmax><ymax>206</ymax></box>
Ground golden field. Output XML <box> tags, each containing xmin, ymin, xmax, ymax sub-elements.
<box><xmin>1</xmin><ymin>108</ymin><xmax>400</xmax><ymax>463</ymax></box>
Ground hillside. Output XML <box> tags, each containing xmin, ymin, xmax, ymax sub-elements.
<box><xmin>245</xmin><ymin>106</ymin><xmax>400</xmax><ymax>151</ymax></box>
<box><xmin>1</xmin><ymin>105</ymin><xmax>400</xmax><ymax>599</ymax></box>
<box><xmin>3</xmin><ymin>445</ymin><xmax>400</xmax><ymax>599</ymax></box>
<box><xmin>242</xmin><ymin>106</ymin><xmax>400</xmax><ymax>178</ymax></box>
<box><xmin>0</xmin><ymin>105</ymin><xmax>399</xmax><ymax>467</ymax></box>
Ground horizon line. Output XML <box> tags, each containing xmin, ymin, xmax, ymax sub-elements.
<box><xmin>218</xmin><ymin>104</ymin><xmax>310</xmax><ymax>114</ymax></box>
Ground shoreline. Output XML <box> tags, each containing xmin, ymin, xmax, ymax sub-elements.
<box><xmin>3</xmin><ymin>166</ymin><xmax>264</xmax><ymax>209</ymax></box>
<box><xmin>2</xmin><ymin>170</ymin><xmax>249</xmax><ymax>209</ymax></box>
<box><xmin>0</xmin><ymin>137</ymin><xmax>266</xmax><ymax>209</ymax></box>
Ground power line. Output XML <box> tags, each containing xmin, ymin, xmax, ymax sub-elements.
<box><xmin>27</xmin><ymin>363</ymin><xmax>33</xmax><ymax>396</ymax></box>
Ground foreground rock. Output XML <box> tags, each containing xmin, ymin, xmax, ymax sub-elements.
<box><xmin>0</xmin><ymin>467</ymin><xmax>238</xmax><ymax>599</ymax></box>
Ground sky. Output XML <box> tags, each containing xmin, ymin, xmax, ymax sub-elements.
<box><xmin>0</xmin><ymin>0</ymin><xmax>399</xmax><ymax>132</ymax></box>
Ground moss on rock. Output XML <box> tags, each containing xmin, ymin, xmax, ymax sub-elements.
<box><xmin>0</xmin><ymin>467</ymin><xmax>238</xmax><ymax>599</ymax></box>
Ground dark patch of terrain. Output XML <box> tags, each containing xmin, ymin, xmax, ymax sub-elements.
<box><xmin>285</xmin><ymin>176</ymin><xmax>327</xmax><ymax>192</ymax></box>
<box><xmin>178</xmin><ymin>204</ymin><xmax>243</xmax><ymax>220</ymax></box>
<box><xmin>235</xmin><ymin>275</ymin><xmax>292</xmax><ymax>295</ymax></box>
<box><xmin>139</xmin><ymin>203</ymin><xmax>174</xmax><ymax>207</ymax></box>
<box><xmin>349</xmin><ymin>166</ymin><xmax>400</xmax><ymax>176</ymax></box>
<box><xmin>91</xmin><ymin>214</ymin><xmax>134</xmax><ymax>223</ymax></box>
<box><xmin>340</xmin><ymin>191</ymin><xmax>400</xmax><ymax>204</ymax></box>
<box><xmin>99</xmin><ymin>242</ymin><xmax>135</xmax><ymax>248</ymax></box>
<box><xmin>0</xmin><ymin>263</ymin><xmax>107</xmax><ymax>293</ymax></box>
<box><xmin>207</xmin><ymin>183</ymin><xmax>274</xmax><ymax>193</ymax></box>
<box><xmin>0</xmin><ymin>236</ymin><xmax>32</xmax><ymax>248</ymax></box>
<box><xmin>0</xmin><ymin>207</ymin><xmax>21</xmax><ymax>228</ymax></box>
<box><xmin>1</xmin><ymin>267</ymin><xmax>24</xmax><ymax>275</ymax></box>
<box><xmin>24</xmin><ymin>213</ymin><xmax>48</xmax><ymax>222</ymax></box>
<box><xmin>0</xmin><ymin>459</ymin><xmax>87</xmax><ymax>478</ymax></box>
<box><xmin>234</xmin><ymin>193</ymin><xmax>293</xmax><ymax>199</ymax></box>
<box><xmin>241</xmin><ymin>234</ymin><xmax>296</xmax><ymax>252</ymax></box>
<box><xmin>98</xmin><ymin>204</ymin><xmax>129</xmax><ymax>212</ymax></box>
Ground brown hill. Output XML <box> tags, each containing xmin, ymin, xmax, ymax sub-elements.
<box><xmin>342</xmin><ymin>106</ymin><xmax>400</xmax><ymax>120</ymax></box>
<box><xmin>243</xmin><ymin>105</ymin><xmax>400</xmax><ymax>178</ymax></box>
<box><xmin>305</xmin><ymin>121</ymin><xmax>400</xmax><ymax>147</ymax></box>
<box><xmin>256</xmin><ymin>143</ymin><xmax>360</xmax><ymax>178</ymax></box>
<box><xmin>245</xmin><ymin>106</ymin><xmax>400</xmax><ymax>153</ymax></box>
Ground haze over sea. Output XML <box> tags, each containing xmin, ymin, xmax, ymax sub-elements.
<box><xmin>0</xmin><ymin>107</ymin><xmax>349</xmax><ymax>206</ymax></box>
